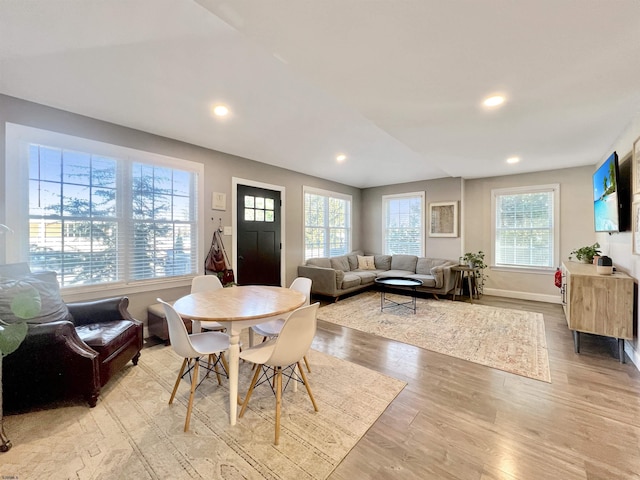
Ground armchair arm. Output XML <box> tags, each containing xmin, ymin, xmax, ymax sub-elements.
<box><xmin>440</xmin><ymin>264</ymin><xmax>457</xmax><ymax>293</ymax></box>
<box><xmin>23</xmin><ymin>320</ymin><xmax>98</xmax><ymax>359</ymax></box>
<box><xmin>297</xmin><ymin>265</ymin><xmax>340</xmax><ymax>296</ymax></box>
<box><xmin>67</xmin><ymin>296</ymin><xmax>135</xmax><ymax>327</ymax></box>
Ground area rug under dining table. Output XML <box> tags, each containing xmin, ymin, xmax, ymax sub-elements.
<box><xmin>1</xmin><ymin>344</ymin><xmax>405</xmax><ymax>480</ymax></box>
<box><xmin>318</xmin><ymin>291</ymin><xmax>551</xmax><ymax>383</ymax></box>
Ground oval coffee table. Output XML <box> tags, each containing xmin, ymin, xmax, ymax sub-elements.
<box><xmin>374</xmin><ymin>276</ymin><xmax>423</xmax><ymax>313</ymax></box>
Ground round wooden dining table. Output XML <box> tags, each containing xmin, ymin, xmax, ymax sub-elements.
<box><xmin>173</xmin><ymin>285</ymin><xmax>305</xmax><ymax>425</ymax></box>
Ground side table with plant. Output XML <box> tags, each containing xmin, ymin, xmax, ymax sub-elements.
<box><xmin>461</xmin><ymin>250</ymin><xmax>488</xmax><ymax>295</ymax></box>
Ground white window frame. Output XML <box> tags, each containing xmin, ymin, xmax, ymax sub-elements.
<box><xmin>4</xmin><ymin>123</ymin><xmax>205</xmax><ymax>296</ymax></box>
<box><xmin>382</xmin><ymin>192</ymin><xmax>425</xmax><ymax>256</ymax></box>
<box><xmin>303</xmin><ymin>186</ymin><xmax>352</xmax><ymax>260</ymax></box>
<box><xmin>491</xmin><ymin>184</ymin><xmax>560</xmax><ymax>272</ymax></box>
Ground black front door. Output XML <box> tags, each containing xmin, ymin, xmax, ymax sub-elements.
<box><xmin>236</xmin><ymin>184</ymin><xmax>282</xmax><ymax>285</ymax></box>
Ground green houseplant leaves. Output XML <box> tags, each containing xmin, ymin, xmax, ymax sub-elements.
<box><xmin>1</xmin><ymin>280</ymin><xmax>41</xmax><ymax>452</ymax></box>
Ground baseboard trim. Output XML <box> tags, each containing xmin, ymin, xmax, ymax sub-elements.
<box><xmin>483</xmin><ymin>288</ymin><xmax>561</xmax><ymax>304</ymax></box>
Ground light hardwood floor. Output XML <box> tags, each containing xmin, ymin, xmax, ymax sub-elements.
<box><xmin>312</xmin><ymin>295</ymin><xmax>640</xmax><ymax>480</ymax></box>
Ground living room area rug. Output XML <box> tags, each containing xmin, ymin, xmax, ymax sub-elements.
<box><xmin>319</xmin><ymin>291</ymin><xmax>551</xmax><ymax>383</ymax></box>
<box><xmin>1</xmin><ymin>344</ymin><xmax>405</xmax><ymax>480</ymax></box>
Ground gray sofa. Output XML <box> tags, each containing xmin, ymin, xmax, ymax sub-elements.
<box><xmin>297</xmin><ymin>252</ymin><xmax>458</xmax><ymax>300</ymax></box>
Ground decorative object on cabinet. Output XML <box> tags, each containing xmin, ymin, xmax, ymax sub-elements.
<box><xmin>595</xmin><ymin>255</ymin><xmax>613</xmax><ymax>275</ymax></box>
<box><xmin>633</xmin><ymin>135</ymin><xmax>640</xmax><ymax>194</ymax></box>
<box><xmin>568</xmin><ymin>242</ymin><xmax>600</xmax><ymax>264</ymax></box>
<box><xmin>428</xmin><ymin>201</ymin><xmax>458</xmax><ymax>237</ymax></box>
<box><xmin>561</xmin><ymin>261</ymin><xmax>632</xmax><ymax>363</ymax></box>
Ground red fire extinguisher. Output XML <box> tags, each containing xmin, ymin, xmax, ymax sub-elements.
<box><xmin>554</xmin><ymin>267</ymin><xmax>562</xmax><ymax>288</ymax></box>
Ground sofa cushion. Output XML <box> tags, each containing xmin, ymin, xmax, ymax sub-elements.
<box><xmin>357</xmin><ymin>255</ymin><xmax>376</xmax><ymax>270</ymax></box>
<box><xmin>406</xmin><ymin>274</ymin><xmax>437</xmax><ymax>288</ymax></box>
<box><xmin>374</xmin><ymin>255</ymin><xmax>392</xmax><ymax>270</ymax></box>
<box><xmin>307</xmin><ymin>257</ymin><xmax>331</xmax><ymax>268</ymax></box>
<box><xmin>0</xmin><ymin>271</ymin><xmax>73</xmax><ymax>325</ymax></box>
<box><xmin>330</xmin><ymin>255</ymin><xmax>351</xmax><ymax>272</ymax></box>
<box><xmin>76</xmin><ymin>320</ymin><xmax>139</xmax><ymax>360</ymax></box>
<box><xmin>347</xmin><ymin>254</ymin><xmax>359</xmax><ymax>270</ymax></box>
<box><xmin>351</xmin><ymin>271</ymin><xmax>377</xmax><ymax>285</ymax></box>
<box><xmin>341</xmin><ymin>273</ymin><xmax>361</xmax><ymax>289</ymax></box>
<box><xmin>376</xmin><ymin>270</ymin><xmax>416</xmax><ymax>279</ymax></box>
<box><xmin>390</xmin><ymin>255</ymin><xmax>418</xmax><ymax>272</ymax></box>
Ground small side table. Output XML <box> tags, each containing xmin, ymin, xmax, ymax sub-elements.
<box><xmin>451</xmin><ymin>265</ymin><xmax>479</xmax><ymax>302</ymax></box>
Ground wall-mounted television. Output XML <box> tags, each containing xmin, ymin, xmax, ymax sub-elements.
<box><xmin>593</xmin><ymin>152</ymin><xmax>622</xmax><ymax>232</ymax></box>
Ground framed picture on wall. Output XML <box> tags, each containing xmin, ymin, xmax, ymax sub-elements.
<box><xmin>634</xmin><ymin>136</ymin><xmax>640</xmax><ymax>194</ymax></box>
<box><xmin>633</xmin><ymin>202</ymin><xmax>640</xmax><ymax>255</ymax></box>
<box><xmin>429</xmin><ymin>201</ymin><xmax>458</xmax><ymax>237</ymax></box>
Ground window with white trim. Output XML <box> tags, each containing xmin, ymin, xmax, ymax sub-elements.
<box><xmin>5</xmin><ymin>124</ymin><xmax>204</xmax><ymax>288</ymax></box>
<box><xmin>382</xmin><ymin>192</ymin><xmax>425</xmax><ymax>256</ymax></box>
<box><xmin>492</xmin><ymin>184</ymin><xmax>559</xmax><ymax>269</ymax></box>
<box><xmin>303</xmin><ymin>186</ymin><xmax>351</xmax><ymax>259</ymax></box>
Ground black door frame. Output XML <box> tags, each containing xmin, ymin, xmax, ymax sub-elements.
<box><xmin>232</xmin><ymin>177</ymin><xmax>286</xmax><ymax>286</ymax></box>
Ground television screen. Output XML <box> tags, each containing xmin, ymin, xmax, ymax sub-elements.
<box><xmin>593</xmin><ymin>152</ymin><xmax>620</xmax><ymax>232</ymax></box>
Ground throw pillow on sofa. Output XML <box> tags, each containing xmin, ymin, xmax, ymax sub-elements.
<box><xmin>0</xmin><ymin>271</ymin><xmax>73</xmax><ymax>325</ymax></box>
<box><xmin>357</xmin><ymin>255</ymin><xmax>376</xmax><ymax>270</ymax></box>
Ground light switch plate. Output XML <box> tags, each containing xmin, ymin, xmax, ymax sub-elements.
<box><xmin>223</xmin><ymin>226</ymin><xmax>232</xmax><ymax>236</ymax></box>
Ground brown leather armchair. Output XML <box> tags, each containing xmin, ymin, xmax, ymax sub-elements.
<box><xmin>0</xmin><ymin>264</ymin><xmax>143</xmax><ymax>411</ymax></box>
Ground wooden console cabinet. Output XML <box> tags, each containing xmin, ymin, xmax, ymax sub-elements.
<box><xmin>561</xmin><ymin>261</ymin><xmax>633</xmax><ymax>363</ymax></box>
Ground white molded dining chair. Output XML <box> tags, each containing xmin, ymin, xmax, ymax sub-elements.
<box><xmin>251</xmin><ymin>277</ymin><xmax>312</xmax><ymax>371</ymax></box>
<box><xmin>239</xmin><ymin>302</ymin><xmax>320</xmax><ymax>445</ymax></box>
<box><xmin>190</xmin><ymin>275</ymin><xmax>226</xmax><ymax>334</ymax></box>
<box><xmin>157</xmin><ymin>298</ymin><xmax>230</xmax><ymax>432</ymax></box>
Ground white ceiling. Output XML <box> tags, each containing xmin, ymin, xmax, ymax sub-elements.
<box><xmin>1</xmin><ymin>0</ymin><xmax>639</xmax><ymax>188</ymax></box>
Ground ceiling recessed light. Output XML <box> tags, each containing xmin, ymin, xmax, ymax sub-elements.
<box><xmin>506</xmin><ymin>156</ymin><xmax>520</xmax><ymax>164</ymax></box>
<box><xmin>212</xmin><ymin>104</ymin><xmax>229</xmax><ymax>117</ymax></box>
<box><xmin>483</xmin><ymin>95</ymin><xmax>506</xmax><ymax>108</ymax></box>
<box><xmin>336</xmin><ymin>154</ymin><xmax>347</xmax><ymax>162</ymax></box>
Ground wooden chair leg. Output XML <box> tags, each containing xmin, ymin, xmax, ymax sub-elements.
<box><xmin>297</xmin><ymin>361</ymin><xmax>318</xmax><ymax>412</ymax></box>
<box><xmin>239</xmin><ymin>363</ymin><xmax>262</xmax><ymax>418</ymax></box>
<box><xmin>219</xmin><ymin>351</ymin><xmax>229</xmax><ymax>375</ymax></box>
<box><xmin>303</xmin><ymin>354</ymin><xmax>311</xmax><ymax>373</ymax></box>
<box><xmin>169</xmin><ymin>358</ymin><xmax>188</xmax><ymax>404</ymax></box>
<box><xmin>203</xmin><ymin>355</ymin><xmax>212</xmax><ymax>380</ymax></box>
<box><xmin>211</xmin><ymin>353</ymin><xmax>222</xmax><ymax>385</ymax></box>
<box><xmin>184</xmin><ymin>360</ymin><xmax>199</xmax><ymax>432</ymax></box>
<box><xmin>275</xmin><ymin>366</ymin><xmax>282</xmax><ymax>445</ymax></box>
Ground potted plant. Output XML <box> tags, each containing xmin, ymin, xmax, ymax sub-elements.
<box><xmin>1</xmin><ymin>287</ymin><xmax>41</xmax><ymax>452</ymax></box>
<box><xmin>0</xmin><ymin>318</ymin><xmax>29</xmax><ymax>452</ymax></box>
<box><xmin>569</xmin><ymin>242</ymin><xmax>601</xmax><ymax>264</ymax></box>
<box><xmin>461</xmin><ymin>250</ymin><xmax>488</xmax><ymax>295</ymax></box>
<box><xmin>0</xmin><ymin>222</ymin><xmax>39</xmax><ymax>452</ymax></box>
